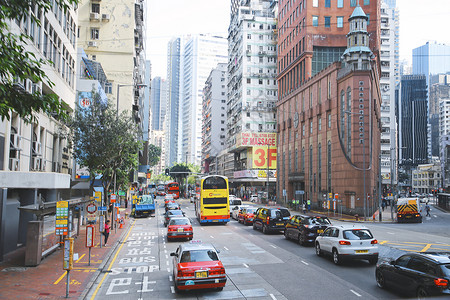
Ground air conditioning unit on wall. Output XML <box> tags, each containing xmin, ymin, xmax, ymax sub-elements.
<box><xmin>9</xmin><ymin>158</ymin><xmax>19</xmax><ymax>171</ymax></box>
<box><xmin>88</xmin><ymin>41</ymin><xmax>97</xmax><ymax>47</ymax></box>
<box><xmin>102</xmin><ymin>14</ymin><xmax>110</xmax><ymax>20</ymax></box>
<box><xmin>90</xmin><ymin>12</ymin><xmax>100</xmax><ymax>20</ymax></box>
<box><xmin>10</xmin><ymin>133</ymin><xmax>21</xmax><ymax>150</ymax></box>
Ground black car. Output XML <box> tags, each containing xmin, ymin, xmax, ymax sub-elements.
<box><xmin>284</xmin><ymin>215</ymin><xmax>331</xmax><ymax>245</ymax></box>
<box><xmin>376</xmin><ymin>252</ymin><xmax>450</xmax><ymax>298</ymax></box>
<box><xmin>164</xmin><ymin>209</ymin><xmax>185</xmax><ymax>227</ymax></box>
<box><xmin>253</xmin><ymin>207</ymin><xmax>290</xmax><ymax>234</ymax></box>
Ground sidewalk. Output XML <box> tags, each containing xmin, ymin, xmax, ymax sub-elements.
<box><xmin>0</xmin><ymin>207</ymin><xmax>131</xmax><ymax>299</ymax></box>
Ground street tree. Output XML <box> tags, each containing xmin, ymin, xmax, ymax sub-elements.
<box><xmin>148</xmin><ymin>144</ymin><xmax>161</xmax><ymax>167</ymax></box>
<box><xmin>69</xmin><ymin>93</ymin><xmax>142</xmax><ymax>205</ymax></box>
<box><xmin>0</xmin><ymin>0</ymin><xmax>78</xmax><ymax>122</ymax></box>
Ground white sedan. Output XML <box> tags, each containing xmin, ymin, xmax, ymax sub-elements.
<box><xmin>230</xmin><ymin>205</ymin><xmax>249</xmax><ymax>220</ymax></box>
<box><xmin>315</xmin><ymin>224</ymin><xmax>379</xmax><ymax>265</ymax></box>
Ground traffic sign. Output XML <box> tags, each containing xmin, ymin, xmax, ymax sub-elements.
<box><xmin>110</xmin><ymin>194</ymin><xmax>117</xmax><ymax>203</ymax></box>
<box><xmin>98</xmin><ymin>206</ymin><xmax>107</xmax><ymax>211</ymax></box>
<box><xmin>86</xmin><ymin>203</ymin><xmax>97</xmax><ymax>214</ymax></box>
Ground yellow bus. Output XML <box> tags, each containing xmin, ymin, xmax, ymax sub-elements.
<box><xmin>195</xmin><ymin>175</ymin><xmax>230</xmax><ymax>224</ymax></box>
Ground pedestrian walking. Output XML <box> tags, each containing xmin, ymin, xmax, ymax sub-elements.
<box><xmin>307</xmin><ymin>199</ymin><xmax>311</xmax><ymax>212</ymax></box>
<box><xmin>302</xmin><ymin>202</ymin><xmax>306</xmax><ymax>213</ymax></box>
<box><xmin>425</xmin><ymin>203</ymin><xmax>431</xmax><ymax>217</ymax></box>
<box><xmin>104</xmin><ymin>220</ymin><xmax>111</xmax><ymax>245</ymax></box>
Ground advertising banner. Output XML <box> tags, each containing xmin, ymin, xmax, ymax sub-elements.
<box><xmin>237</xmin><ymin>132</ymin><xmax>277</xmax><ymax>147</ymax></box>
<box><xmin>252</xmin><ymin>146</ymin><xmax>277</xmax><ymax>169</ymax></box>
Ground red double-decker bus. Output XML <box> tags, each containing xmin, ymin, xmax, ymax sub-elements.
<box><xmin>165</xmin><ymin>182</ymin><xmax>180</xmax><ymax>199</ymax></box>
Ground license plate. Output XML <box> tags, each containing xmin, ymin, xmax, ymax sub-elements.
<box><xmin>195</xmin><ymin>271</ymin><xmax>208</xmax><ymax>278</ymax></box>
<box><xmin>317</xmin><ymin>229</ymin><xmax>324</xmax><ymax>234</ymax></box>
<box><xmin>276</xmin><ymin>223</ymin><xmax>284</xmax><ymax>226</ymax></box>
<box><xmin>355</xmin><ymin>250</ymin><xmax>368</xmax><ymax>254</ymax></box>
<box><xmin>406</xmin><ymin>215</ymin><xmax>411</xmax><ymax>218</ymax></box>
<box><xmin>177</xmin><ymin>228</ymin><xmax>184</xmax><ymax>232</ymax></box>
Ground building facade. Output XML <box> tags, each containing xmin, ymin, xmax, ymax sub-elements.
<box><xmin>150</xmin><ymin>77</ymin><xmax>168</xmax><ymax>132</ymax></box>
<box><xmin>179</xmin><ymin>35</ymin><xmax>228</xmax><ymax>166</ymax></box>
<box><xmin>276</xmin><ymin>3</ymin><xmax>382</xmax><ymax>217</ymax></box>
<box><xmin>202</xmin><ymin>63</ymin><xmax>228</xmax><ymax>174</ymax></box>
<box><xmin>0</xmin><ymin>3</ymin><xmax>78</xmax><ymax>261</ymax></box>
<box><xmin>411</xmin><ymin>162</ymin><xmax>441</xmax><ymax>194</ymax></box>
<box><xmin>226</xmin><ymin>0</ymin><xmax>278</xmax><ymax>200</ymax></box>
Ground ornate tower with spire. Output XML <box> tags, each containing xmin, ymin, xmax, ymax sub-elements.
<box><xmin>342</xmin><ymin>4</ymin><xmax>375</xmax><ymax>70</ymax></box>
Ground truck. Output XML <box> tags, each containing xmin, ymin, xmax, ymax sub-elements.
<box><xmin>396</xmin><ymin>198</ymin><xmax>422</xmax><ymax>223</ymax></box>
<box><xmin>132</xmin><ymin>194</ymin><xmax>155</xmax><ymax>218</ymax></box>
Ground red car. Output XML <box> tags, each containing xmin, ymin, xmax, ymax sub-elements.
<box><xmin>171</xmin><ymin>242</ymin><xmax>226</xmax><ymax>292</ymax></box>
<box><xmin>167</xmin><ymin>217</ymin><xmax>193</xmax><ymax>241</ymax></box>
<box><xmin>238</xmin><ymin>207</ymin><xmax>257</xmax><ymax>225</ymax></box>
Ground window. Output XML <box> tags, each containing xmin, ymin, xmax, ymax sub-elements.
<box><xmin>350</xmin><ymin>0</ymin><xmax>357</xmax><ymax>6</ymax></box>
<box><xmin>91</xmin><ymin>28</ymin><xmax>99</xmax><ymax>40</ymax></box>
<box><xmin>325</xmin><ymin>0</ymin><xmax>331</xmax><ymax>7</ymax></box>
<box><xmin>312</xmin><ymin>16</ymin><xmax>318</xmax><ymax>27</ymax></box>
<box><xmin>91</xmin><ymin>3</ymin><xmax>100</xmax><ymax>13</ymax></box>
<box><xmin>337</xmin><ymin>0</ymin><xmax>343</xmax><ymax>7</ymax></box>
<box><xmin>313</xmin><ymin>0</ymin><xmax>318</xmax><ymax>7</ymax></box>
<box><xmin>318</xmin><ymin>117</ymin><xmax>322</xmax><ymax>131</ymax></box>
<box><xmin>327</xmin><ymin>140</ymin><xmax>331</xmax><ymax>191</ymax></box>
<box><xmin>364</xmin><ymin>0</ymin><xmax>370</xmax><ymax>5</ymax></box>
<box><xmin>337</xmin><ymin>16</ymin><xmax>343</xmax><ymax>28</ymax></box>
<box><xmin>328</xmin><ymin>113</ymin><xmax>331</xmax><ymax>128</ymax></box>
<box><xmin>324</xmin><ymin>16</ymin><xmax>331</xmax><ymax>28</ymax></box>
<box><xmin>367</xmin><ymin>14</ymin><xmax>370</xmax><ymax>25</ymax></box>
<box><xmin>247</xmin><ymin>34</ymin><xmax>251</xmax><ymax>39</ymax></box>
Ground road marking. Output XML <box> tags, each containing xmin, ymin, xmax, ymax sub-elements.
<box><xmin>90</xmin><ymin>221</ymin><xmax>136</xmax><ymax>300</ymax></box>
<box><xmin>53</xmin><ymin>271</ymin><xmax>68</xmax><ymax>285</ymax></box>
<box><xmin>169</xmin><ymin>275</ymin><xmax>173</xmax><ymax>282</ymax></box>
<box><xmin>167</xmin><ymin>268</ymin><xmax>170</xmax><ymax>272</ymax></box>
<box><xmin>224</xmin><ymin>246</ymin><xmax>229</xmax><ymax>251</ymax></box>
<box><xmin>269</xmin><ymin>244</ymin><xmax>276</xmax><ymax>249</ymax></box>
<box><xmin>301</xmin><ymin>260</ymin><xmax>309</xmax><ymax>265</ymax></box>
<box><xmin>420</xmin><ymin>244</ymin><xmax>432</xmax><ymax>252</ymax></box>
<box><xmin>201</xmin><ymin>228</ymin><xmax>204</xmax><ymax>230</ymax></box>
<box><xmin>170</xmin><ymin>286</ymin><xmax>175</xmax><ymax>293</ymax></box>
<box><xmin>350</xmin><ymin>290</ymin><xmax>361</xmax><ymax>297</ymax></box>
<box><xmin>210</xmin><ymin>235</ymin><xmax>215</xmax><ymax>239</ymax></box>
<box><xmin>75</xmin><ymin>254</ymin><xmax>86</xmax><ymax>263</ymax></box>
<box><xmin>166</xmin><ymin>261</ymin><xmax>169</xmax><ymax>266</ymax></box>
<box><xmin>380</xmin><ymin>241</ymin><xmax>388</xmax><ymax>245</ymax></box>
<box><xmin>243</xmin><ymin>263</ymin><xmax>249</xmax><ymax>268</ymax></box>
<box><xmin>165</xmin><ymin>255</ymin><xmax>168</xmax><ymax>259</ymax></box>
<box><xmin>433</xmin><ymin>215</ymin><xmax>437</xmax><ymax>218</ymax></box>
<box><xmin>270</xmin><ymin>294</ymin><xmax>277</xmax><ymax>300</ymax></box>
<box><xmin>387</xmin><ymin>232</ymin><xmax>395</xmax><ymax>235</ymax></box>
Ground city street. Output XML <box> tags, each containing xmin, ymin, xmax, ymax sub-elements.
<box><xmin>82</xmin><ymin>197</ymin><xmax>450</xmax><ymax>300</ymax></box>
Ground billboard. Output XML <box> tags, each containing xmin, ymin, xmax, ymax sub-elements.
<box><xmin>252</xmin><ymin>146</ymin><xmax>277</xmax><ymax>169</ymax></box>
<box><xmin>237</xmin><ymin>132</ymin><xmax>277</xmax><ymax>147</ymax></box>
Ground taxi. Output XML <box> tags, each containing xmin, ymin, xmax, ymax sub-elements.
<box><xmin>170</xmin><ymin>241</ymin><xmax>226</xmax><ymax>292</ymax></box>
<box><xmin>167</xmin><ymin>217</ymin><xmax>193</xmax><ymax>241</ymax></box>
<box><xmin>238</xmin><ymin>207</ymin><xmax>257</xmax><ymax>225</ymax></box>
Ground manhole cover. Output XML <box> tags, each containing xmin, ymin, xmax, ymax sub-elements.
<box><xmin>1</xmin><ymin>267</ymin><xmax>28</xmax><ymax>272</ymax></box>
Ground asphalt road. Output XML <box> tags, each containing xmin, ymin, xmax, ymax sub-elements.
<box><xmin>83</xmin><ymin>197</ymin><xmax>450</xmax><ymax>300</ymax></box>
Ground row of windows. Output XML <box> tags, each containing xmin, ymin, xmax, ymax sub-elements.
<box><xmin>312</xmin><ymin>16</ymin><xmax>344</xmax><ymax>28</ymax></box>
<box><xmin>313</xmin><ymin>0</ymin><xmax>370</xmax><ymax>7</ymax></box>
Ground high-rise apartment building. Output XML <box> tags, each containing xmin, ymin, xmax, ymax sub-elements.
<box><xmin>179</xmin><ymin>35</ymin><xmax>227</xmax><ymax>166</ymax></box>
<box><xmin>226</xmin><ymin>0</ymin><xmax>278</xmax><ymax>198</ymax></box>
<box><xmin>165</xmin><ymin>38</ymin><xmax>182</xmax><ymax>166</ymax></box>
<box><xmin>277</xmin><ymin>2</ymin><xmax>382</xmax><ymax>216</ymax></box>
<box><xmin>379</xmin><ymin>0</ymin><xmax>399</xmax><ymax>190</ymax></box>
<box><xmin>0</xmin><ymin>3</ymin><xmax>78</xmax><ymax>261</ymax></box>
<box><xmin>398</xmin><ymin>75</ymin><xmax>428</xmax><ymax>167</ymax></box>
<box><xmin>150</xmin><ymin>77</ymin><xmax>168</xmax><ymax>131</ymax></box>
<box><xmin>202</xmin><ymin>63</ymin><xmax>228</xmax><ymax>174</ymax></box>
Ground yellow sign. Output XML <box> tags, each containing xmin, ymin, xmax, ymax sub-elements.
<box><xmin>252</xmin><ymin>146</ymin><xmax>277</xmax><ymax>169</ymax></box>
<box><xmin>238</xmin><ymin>132</ymin><xmax>277</xmax><ymax>147</ymax></box>
<box><xmin>94</xmin><ymin>191</ymin><xmax>102</xmax><ymax>202</ymax></box>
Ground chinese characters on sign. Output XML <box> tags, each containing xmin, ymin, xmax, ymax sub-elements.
<box><xmin>56</xmin><ymin>201</ymin><xmax>69</xmax><ymax>236</ymax></box>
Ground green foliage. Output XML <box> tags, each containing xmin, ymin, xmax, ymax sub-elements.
<box><xmin>148</xmin><ymin>144</ymin><xmax>161</xmax><ymax>167</ymax></box>
<box><xmin>152</xmin><ymin>173</ymin><xmax>171</xmax><ymax>183</ymax></box>
<box><xmin>168</xmin><ymin>163</ymin><xmax>191</xmax><ymax>183</ymax></box>
<box><xmin>68</xmin><ymin>93</ymin><xmax>142</xmax><ymax>204</ymax></box>
<box><xmin>0</xmin><ymin>0</ymin><xmax>79</xmax><ymax>122</ymax></box>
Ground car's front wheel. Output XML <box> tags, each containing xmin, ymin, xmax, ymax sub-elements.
<box><xmin>332</xmin><ymin>249</ymin><xmax>341</xmax><ymax>265</ymax></box>
<box><xmin>262</xmin><ymin>224</ymin><xmax>268</xmax><ymax>234</ymax></box>
<box><xmin>284</xmin><ymin>229</ymin><xmax>289</xmax><ymax>240</ymax></box>
<box><xmin>253</xmin><ymin>222</ymin><xmax>257</xmax><ymax>230</ymax></box>
<box><xmin>368</xmin><ymin>256</ymin><xmax>378</xmax><ymax>265</ymax></box>
<box><xmin>315</xmin><ymin>242</ymin><xmax>323</xmax><ymax>256</ymax></box>
<box><xmin>375</xmin><ymin>270</ymin><xmax>385</xmax><ymax>288</ymax></box>
<box><xmin>417</xmin><ymin>287</ymin><xmax>428</xmax><ymax>299</ymax></box>
<box><xmin>217</xmin><ymin>287</ymin><xmax>224</xmax><ymax>291</ymax></box>
<box><xmin>298</xmin><ymin>234</ymin><xmax>305</xmax><ymax>246</ymax></box>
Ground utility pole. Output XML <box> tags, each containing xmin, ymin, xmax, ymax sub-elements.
<box><xmin>266</xmin><ymin>144</ymin><xmax>270</xmax><ymax>204</ymax></box>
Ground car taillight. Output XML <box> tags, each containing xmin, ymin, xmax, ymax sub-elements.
<box><xmin>371</xmin><ymin>239</ymin><xmax>378</xmax><ymax>244</ymax></box>
<box><xmin>266</xmin><ymin>216</ymin><xmax>270</xmax><ymax>224</ymax></box>
<box><xmin>415</xmin><ymin>214</ymin><xmax>421</xmax><ymax>217</ymax></box>
<box><xmin>168</xmin><ymin>227</ymin><xmax>175</xmax><ymax>232</ymax></box>
<box><xmin>339</xmin><ymin>240</ymin><xmax>351</xmax><ymax>245</ymax></box>
<box><xmin>178</xmin><ymin>269</ymin><xmax>194</xmax><ymax>277</ymax></box>
<box><xmin>209</xmin><ymin>268</ymin><xmax>225</xmax><ymax>275</ymax></box>
<box><xmin>304</xmin><ymin>225</ymin><xmax>309</xmax><ymax>228</ymax></box>
<box><xmin>434</xmin><ymin>278</ymin><xmax>448</xmax><ymax>287</ymax></box>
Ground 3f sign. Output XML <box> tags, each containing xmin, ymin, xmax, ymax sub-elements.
<box><xmin>252</xmin><ymin>147</ymin><xmax>277</xmax><ymax>169</ymax></box>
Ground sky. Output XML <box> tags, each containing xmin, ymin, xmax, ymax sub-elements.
<box><xmin>146</xmin><ymin>0</ymin><xmax>450</xmax><ymax>79</ymax></box>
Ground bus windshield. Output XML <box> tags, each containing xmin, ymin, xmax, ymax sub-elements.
<box><xmin>203</xmin><ymin>177</ymin><xmax>227</xmax><ymax>190</ymax></box>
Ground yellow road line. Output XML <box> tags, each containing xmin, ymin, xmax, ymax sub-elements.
<box><xmin>90</xmin><ymin>220</ymin><xmax>135</xmax><ymax>300</ymax></box>
<box><xmin>53</xmin><ymin>271</ymin><xmax>68</xmax><ymax>285</ymax></box>
<box><xmin>399</xmin><ymin>249</ymin><xmax>418</xmax><ymax>252</ymax></box>
<box><xmin>420</xmin><ymin>244</ymin><xmax>432</xmax><ymax>252</ymax></box>
<box><xmin>75</xmin><ymin>254</ymin><xmax>86</xmax><ymax>263</ymax></box>
<box><xmin>380</xmin><ymin>241</ymin><xmax>388</xmax><ymax>245</ymax></box>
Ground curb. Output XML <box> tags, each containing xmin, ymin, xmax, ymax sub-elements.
<box><xmin>78</xmin><ymin>219</ymin><xmax>134</xmax><ymax>300</ymax></box>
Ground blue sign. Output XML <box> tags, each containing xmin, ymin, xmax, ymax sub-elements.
<box><xmin>98</xmin><ymin>206</ymin><xmax>107</xmax><ymax>211</ymax></box>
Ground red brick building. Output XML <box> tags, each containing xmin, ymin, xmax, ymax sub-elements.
<box><xmin>276</xmin><ymin>1</ymin><xmax>382</xmax><ymax>217</ymax></box>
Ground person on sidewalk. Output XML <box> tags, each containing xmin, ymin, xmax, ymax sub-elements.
<box><xmin>425</xmin><ymin>202</ymin><xmax>431</xmax><ymax>217</ymax></box>
<box><xmin>104</xmin><ymin>220</ymin><xmax>111</xmax><ymax>245</ymax></box>
<box><xmin>302</xmin><ymin>202</ymin><xmax>306</xmax><ymax>214</ymax></box>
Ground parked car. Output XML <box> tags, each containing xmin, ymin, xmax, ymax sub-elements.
<box><xmin>253</xmin><ymin>207</ymin><xmax>291</xmax><ymax>234</ymax></box>
<box><xmin>249</xmin><ymin>195</ymin><xmax>258</xmax><ymax>202</ymax></box>
<box><xmin>376</xmin><ymin>252</ymin><xmax>450</xmax><ymax>298</ymax></box>
<box><xmin>170</xmin><ymin>242</ymin><xmax>226</xmax><ymax>292</ymax></box>
<box><xmin>167</xmin><ymin>217</ymin><xmax>193</xmax><ymax>241</ymax></box>
<box><xmin>231</xmin><ymin>204</ymin><xmax>249</xmax><ymax>219</ymax></box>
<box><xmin>284</xmin><ymin>215</ymin><xmax>332</xmax><ymax>245</ymax></box>
<box><xmin>315</xmin><ymin>224</ymin><xmax>379</xmax><ymax>265</ymax></box>
<box><xmin>238</xmin><ymin>207</ymin><xmax>258</xmax><ymax>225</ymax></box>
<box><xmin>164</xmin><ymin>209</ymin><xmax>185</xmax><ymax>227</ymax></box>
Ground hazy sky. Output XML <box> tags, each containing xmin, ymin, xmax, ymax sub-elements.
<box><xmin>146</xmin><ymin>0</ymin><xmax>450</xmax><ymax>78</ymax></box>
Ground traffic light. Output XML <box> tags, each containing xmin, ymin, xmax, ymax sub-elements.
<box><xmin>165</xmin><ymin>168</ymin><xmax>170</xmax><ymax>176</ymax></box>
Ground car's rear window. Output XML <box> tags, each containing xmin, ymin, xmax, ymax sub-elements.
<box><xmin>306</xmin><ymin>217</ymin><xmax>331</xmax><ymax>225</ymax></box>
<box><xmin>246</xmin><ymin>208</ymin><xmax>257</xmax><ymax>214</ymax></box>
<box><xmin>271</xmin><ymin>209</ymin><xmax>290</xmax><ymax>218</ymax></box>
<box><xmin>169</xmin><ymin>219</ymin><xmax>190</xmax><ymax>225</ymax></box>
<box><xmin>343</xmin><ymin>229</ymin><xmax>373</xmax><ymax>240</ymax></box>
<box><xmin>180</xmin><ymin>250</ymin><xmax>219</xmax><ymax>263</ymax></box>
<box><xmin>230</xmin><ymin>200</ymin><xmax>242</xmax><ymax>206</ymax></box>
<box><xmin>169</xmin><ymin>210</ymin><xmax>183</xmax><ymax>216</ymax></box>
<box><xmin>440</xmin><ymin>264</ymin><xmax>450</xmax><ymax>277</ymax></box>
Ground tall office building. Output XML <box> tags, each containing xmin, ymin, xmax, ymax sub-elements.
<box><xmin>398</xmin><ymin>75</ymin><xmax>428</xmax><ymax>167</ymax></box>
<box><xmin>0</xmin><ymin>3</ymin><xmax>77</xmax><ymax>261</ymax></box>
<box><xmin>165</xmin><ymin>38</ymin><xmax>182</xmax><ymax>166</ymax></box>
<box><xmin>150</xmin><ymin>77</ymin><xmax>168</xmax><ymax>131</ymax></box>
<box><xmin>226</xmin><ymin>0</ymin><xmax>278</xmax><ymax>198</ymax></box>
<box><xmin>202</xmin><ymin>63</ymin><xmax>228</xmax><ymax>174</ymax></box>
<box><xmin>179</xmin><ymin>35</ymin><xmax>227</xmax><ymax>166</ymax></box>
<box><xmin>277</xmin><ymin>2</ymin><xmax>382</xmax><ymax>216</ymax></box>
<box><xmin>379</xmin><ymin>0</ymin><xmax>400</xmax><ymax>191</ymax></box>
